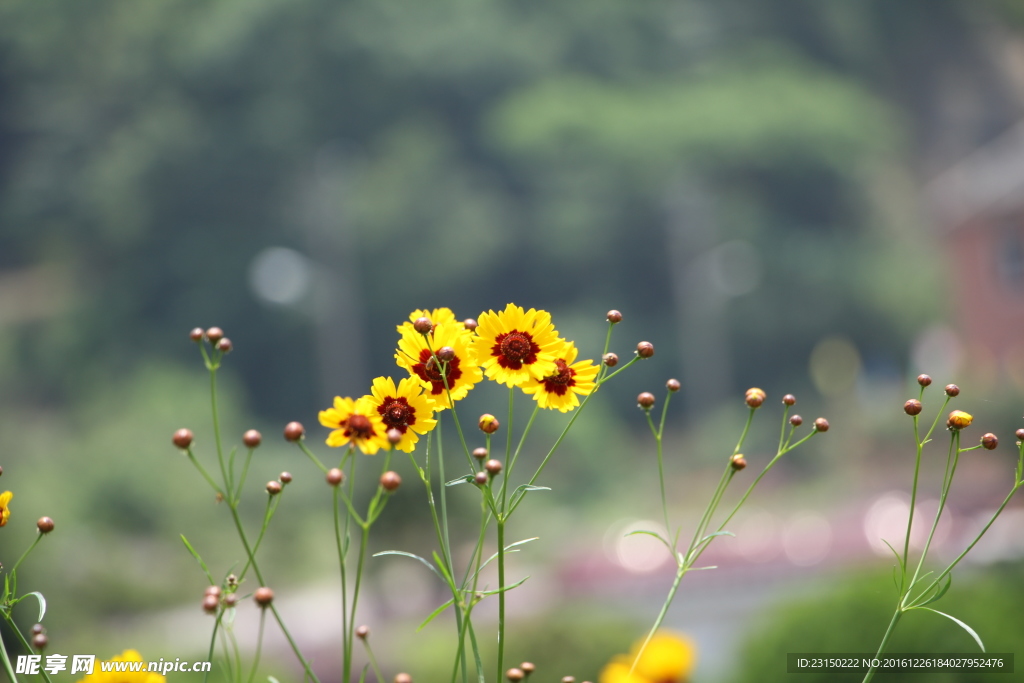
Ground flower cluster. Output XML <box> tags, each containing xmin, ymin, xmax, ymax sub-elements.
<box><xmin>320</xmin><ymin>304</ymin><xmax>602</xmax><ymax>453</ymax></box>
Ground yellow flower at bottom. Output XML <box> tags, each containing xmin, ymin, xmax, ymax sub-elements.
<box><xmin>0</xmin><ymin>491</ymin><xmax>11</xmax><ymax>527</ymax></box>
<box><xmin>319</xmin><ymin>396</ymin><xmax>390</xmax><ymax>454</ymax></box>
<box><xmin>599</xmin><ymin>631</ymin><xmax>696</xmax><ymax>683</ymax></box>
<box><xmin>75</xmin><ymin>650</ymin><xmax>166</xmax><ymax>683</ymax></box>
<box><xmin>520</xmin><ymin>342</ymin><xmax>598</xmax><ymax>412</ymax></box>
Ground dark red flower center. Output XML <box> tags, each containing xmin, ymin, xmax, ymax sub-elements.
<box><xmin>493</xmin><ymin>330</ymin><xmax>540</xmax><ymax>370</ymax></box>
<box><xmin>378</xmin><ymin>397</ymin><xmax>415</xmax><ymax>433</ymax></box>
<box><xmin>541</xmin><ymin>359</ymin><xmax>575</xmax><ymax>396</ymax></box>
<box><xmin>413</xmin><ymin>349</ymin><xmax>463</xmax><ymax>395</ymax></box>
<box><xmin>345</xmin><ymin>414</ymin><xmax>374</xmax><ymax>440</ymax></box>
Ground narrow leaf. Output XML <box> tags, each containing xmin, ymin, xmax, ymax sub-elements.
<box><xmin>268</xmin><ymin>677</ymin><xmax>281</xmax><ymax>683</ymax></box>
<box><xmin>417</xmin><ymin>598</ymin><xmax>455</xmax><ymax>631</ymax></box>
<box><xmin>445</xmin><ymin>475</ymin><xmax>474</xmax><ymax>487</ymax></box>
<box><xmin>180</xmin><ymin>535</ymin><xmax>215</xmax><ymax>583</ymax></box>
<box><xmin>24</xmin><ymin>592</ymin><xmax>46</xmax><ymax>622</ymax></box>
<box><xmin>919</xmin><ymin>607</ymin><xmax>986</xmax><ymax>652</ymax></box>
<box><xmin>918</xmin><ymin>575</ymin><xmax>953</xmax><ymax>607</ymax></box>
<box><xmin>478</xmin><ymin>575</ymin><xmax>529</xmax><ymax>596</ymax></box>
<box><xmin>625</xmin><ymin>530</ymin><xmax>671</xmax><ymax>552</ymax></box>
<box><xmin>880</xmin><ymin>539</ymin><xmax>906</xmax><ymax>574</ymax></box>
<box><xmin>476</xmin><ymin>538</ymin><xmax>539</xmax><ymax>575</ymax></box>
<box><xmin>511</xmin><ymin>484</ymin><xmax>551</xmax><ymax>498</ymax></box>
<box><xmin>373</xmin><ymin>550</ymin><xmax>444</xmax><ymax>583</ymax></box>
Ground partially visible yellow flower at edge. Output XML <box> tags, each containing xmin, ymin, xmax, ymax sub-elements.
<box><xmin>0</xmin><ymin>490</ymin><xmax>11</xmax><ymax>527</ymax></box>
<box><xmin>396</xmin><ymin>320</ymin><xmax>483</xmax><ymax>410</ymax></box>
<box><xmin>473</xmin><ymin>303</ymin><xmax>564</xmax><ymax>387</ymax></box>
<box><xmin>365</xmin><ymin>376</ymin><xmax>437</xmax><ymax>453</ymax></box>
<box><xmin>319</xmin><ymin>396</ymin><xmax>390</xmax><ymax>455</ymax></box>
<box><xmin>75</xmin><ymin>650</ymin><xmax>166</xmax><ymax>683</ymax></box>
<box><xmin>947</xmin><ymin>410</ymin><xmax>974</xmax><ymax>430</ymax></box>
<box><xmin>520</xmin><ymin>342</ymin><xmax>599</xmax><ymax>412</ymax></box>
<box><xmin>599</xmin><ymin>631</ymin><xmax>697</xmax><ymax>683</ymax></box>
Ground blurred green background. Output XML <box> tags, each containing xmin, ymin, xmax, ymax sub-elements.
<box><xmin>2</xmin><ymin>0</ymin><xmax>1024</xmax><ymax>681</ymax></box>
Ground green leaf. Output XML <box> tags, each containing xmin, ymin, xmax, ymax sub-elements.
<box><xmin>476</xmin><ymin>538</ymin><xmax>539</xmax><ymax>576</ymax></box>
<box><xmin>880</xmin><ymin>538</ymin><xmax>905</xmax><ymax>574</ymax></box>
<box><xmin>697</xmin><ymin>530</ymin><xmax>735</xmax><ymax>545</ymax></box>
<box><xmin>626</xmin><ymin>529</ymin><xmax>671</xmax><ymax>552</ymax></box>
<box><xmin>23</xmin><ymin>592</ymin><xmax>46</xmax><ymax>622</ymax></box>
<box><xmin>477</xmin><ymin>575</ymin><xmax>529</xmax><ymax>596</ymax></box>
<box><xmin>512</xmin><ymin>484</ymin><xmax>551</xmax><ymax>495</ymax></box>
<box><xmin>268</xmin><ymin>676</ymin><xmax>281</xmax><ymax>683</ymax></box>
<box><xmin>917</xmin><ymin>575</ymin><xmax>953</xmax><ymax>607</ymax></box>
<box><xmin>417</xmin><ymin>598</ymin><xmax>455</xmax><ymax>631</ymax></box>
<box><xmin>373</xmin><ymin>551</ymin><xmax>444</xmax><ymax>583</ymax></box>
<box><xmin>180</xmin><ymin>535</ymin><xmax>215</xmax><ymax>583</ymax></box>
<box><xmin>918</xmin><ymin>607</ymin><xmax>986</xmax><ymax>652</ymax></box>
<box><xmin>445</xmin><ymin>474</ymin><xmax>474</xmax><ymax>487</ymax></box>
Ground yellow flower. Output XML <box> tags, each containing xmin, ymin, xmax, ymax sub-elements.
<box><xmin>947</xmin><ymin>410</ymin><xmax>973</xmax><ymax>430</ymax></box>
<box><xmin>599</xmin><ymin>631</ymin><xmax>697</xmax><ymax>683</ymax></box>
<box><xmin>0</xmin><ymin>491</ymin><xmax>11</xmax><ymax>527</ymax></box>
<box><xmin>396</xmin><ymin>320</ymin><xmax>483</xmax><ymax>410</ymax></box>
<box><xmin>319</xmin><ymin>396</ymin><xmax>389</xmax><ymax>455</ymax></box>
<box><xmin>75</xmin><ymin>650</ymin><xmax>166</xmax><ymax>683</ymax></box>
<box><xmin>400</xmin><ymin>307</ymin><xmax>460</xmax><ymax>330</ymax></box>
<box><xmin>365</xmin><ymin>376</ymin><xmax>437</xmax><ymax>453</ymax></box>
<box><xmin>472</xmin><ymin>303</ymin><xmax>564</xmax><ymax>387</ymax></box>
<box><xmin>520</xmin><ymin>342</ymin><xmax>599</xmax><ymax>412</ymax></box>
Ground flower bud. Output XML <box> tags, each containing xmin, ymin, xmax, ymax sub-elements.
<box><xmin>327</xmin><ymin>468</ymin><xmax>345</xmax><ymax>487</ymax></box>
<box><xmin>279</xmin><ymin>472</ymin><xmax>293</xmax><ymax>484</ymax></box>
<box><xmin>463</xmin><ymin>318</ymin><xmax>478</xmax><ymax>331</ymax></box>
<box><xmin>266</xmin><ymin>481</ymin><xmax>282</xmax><ymax>496</ymax></box>
<box><xmin>745</xmin><ymin>388</ymin><xmax>766</xmax><ymax>408</ymax></box>
<box><xmin>413</xmin><ymin>317</ymin><xmax>432</xmax><ymax>334</ymax></box>
<box><xmin>636</xmin><ymin>341</ymin><xmax>655</xmax><ymax>358</ymax></box>
<box><xmin>789</xmin><ymin>414</ymin><xmax>803</xmax><ymax>427</ymax></box>
<box><xmin>380</xmin><ymin>471</ymin><xmax>402</xmax><ymax>491</ymax></box>
<box><xmin>217</xmin><ymin>337</ymin><xmax>233</xmax><ymax>353</ymax></box>
<box><xmin>189</xmin><ymin>327</ymin><xmax>204</xmax><ymax>342</ymax></box>
<box><xmin>473</xmin><ymin>447</ymin><xmax>488</xmax><ymax>460</ymax></box>
<box><xmin>203</xmin><ymin>594</ymin><xmax>219</xmax><ymax>614</ymax></box>
<box><xmin>224</xmin><ymin>593</ymin><xmax>238</xmax><ymax>607</ymax></box>
<box><xmin>606</xmin><ymin>310</ymin><xmax>622</xmax><ymax>324</ymax></box>
<box><xmin>485</xmin><ymin>459</ymin><xmax>503</xmax><ymax>476</ymax></box>
<box><xmin>947</xmin><ymin>410</ymin><xmax>973</xmax><ymax>430</ymax></box>
<box><xmin>917</xmin><ymin>374</ymin><xmax>932</xmax><ymax>387</ymax></box>
<box><xmin>32</xmin><ymin>633</ymin><xmax>47</xmax><ymax>650</ymax></box>
<box><xmin>205</xmin><ymin>327</ymin><xmax>224</xmax><ymax>344</ymax></box>
<box><xmin>813</xmin><ymin>417</ymin><xmax>830</xmax><ymax>432</ymax></box>
<box><xmin>561</xmin><ymin>678</ymin><xmax>576</xmax><ymax>683</ymax></box>
<box><xmin>387</xmin><ymin>428</ymin><xmax>403</xmax><ymax>445</ymax></box>
<box><xmin>730</xmin><ymin>454</ymin><xmax>747</xmax><ymax>470</ymax></box>
<box><xmin>603</xmin><ymin>353</ymin><xmax>618</xmax><ymax>367</ymax></box>
<box><xmin>637</xmin><ymin>392</ymin><xmax>655</xmax><ymax>409</ymax></box>
<box><xmin>0</xmin><ymin>465</ymin><xmax>3</xmax><ymax>477</ymax></box>
<box><xmin>30</xmin><ymin>624</ymin><xmax>44</xmax><ymax>636</ymax></box>
<box><xmin>36</xmin><ymin>517</ymin><xmax>54</xmax><ymax>534</ymax></box>
<box><xmin>356</xmin><ymin>625</ymin><xmax>370</xmax><ymax>639</ymax></box>
<box><xmin>173</xmin><ymin>428</ymin><xmax>194</xmax><ymax>449</ymax></box>
<box><xmin>904</xmin><ymin>399</ymin><xmax>922</xmax><ymax>416</ymax></box>
<box><xmin>227</xmin><ymin>574</ymin><xmax>238</xmax><ymax>587</ymax></box>
<box><xmin>666</xmin><ymin>379</ymin><xmax>681</xmax><ymax>393</ymax></box>
<box><xmin>205</xmin><ymin>585</ymin><xmax>222</xmax><ymax>598</ymax></box>
<box><xmin>479</xmin><ymin>414</ymin><xmax>500</xmax><ymax>434</ymax></box>
<box><xmin>520</xmin><ymin>662</ymin><xmax>535</xmax><ymax>675</ymax></box>
<box><xmin>243</xmin><ymin>429</ymin><xmax>262</xmax><ymax>448</ymax></box>
<box><xmin>981</xmin><ymin>433</ymin><xmax>998</xmax><ymax>450</ymax></box>
<box><xmin>254</xmin><ymin>587</ymin><xmax>274</xmax><ymax>607</ymax></box>
<box><xmin>474</xmin><ymin>471</ymin><xmax>489</xmax><ymax>486</ymax></box>
<box><xmin>395</xmin><ymin>675</ymin><xmax>413</xmax><ymax>683</ymax></box>
<box><xmin>437</xmin><ymin>346</ymin><xmax>456</xmax><ymax>362</ymax></box>
<box><xmin>284</xmin><ymin>421</ymin><xmax>305</xmax><ymax>442</ymax></box>
<box><xmin>507</xmin><ymin>669</ymin><xmax>525</xmax><ymax>682</ymax></box>
<box><xmin>1017</xmin><ymin>428</ymin><xmax>1024</xmax><ymax>441</ymax></box>
<box><xmin>782</xmin><ymin>394</ymin><xmax>796</xmax><ymax>406</ymax></box>
<box><xmin>945</xmin><ymin>384</ymin><xmax>960</xmax><ymax>397</ymax></box>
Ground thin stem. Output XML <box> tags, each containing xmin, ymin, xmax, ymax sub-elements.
<box><xmin>0</xmin><ymin>624</ymin><xmax>20</xmax><ymax>683</ymax></box>
<box><xmin>210</xmin><ymin>368</ymin><xmax>230</xmax><ymax>496</ymax></box>
<box><xmin>345</xmin><ymin>525</ymin><xmax>370</xmax><ymax>683</ymax></box>
<box><xmin>334</xmin><ymin>487</ymin><xmax>350</xmax><ymax>680</ymax></box>
<box><xmin>239</xmin><ymin>495</ymin><xmax>280</xmax><ymax>583</ymax></box>
<box><xmin>186</xmin><ymin>449</ymin><xmax>225</xmax><ymax>497</ymax></box>
<box><xmin>269</xmin><ymin>605</ymin><xmax>321</xmax><ymax>683</ymax></box>
<box><xmin>9</xmin><ymin>535</ymin><xmax>42</xmax><ymax>576</ymax></box>
<box><xmin>203</xmin><ymin>614</ymin><xmax>223</xmax><ymax>683</ymax></box>
<box><xmin>863</xmin><ymin>609</ymin><xmax>902</xmax><ymax>683</ymax></box>
<box><xmin>362</xmin><ymin>637</ymin><xmax>385</xmax><ymax>683</ymax></box>
<box><xmin>8</xmin><ymin>618</ymin><xmax>58</xmax><ymax>683</ymax></box>
<box><xmin>903</xmin><ymin>414</ymin><xmax>923</xmax><ymax>570</ymax></box>
<box><xmin>906</xmin><ymin>433</ymin><xmax>959</xmax><ymax>595</ymax></box>
<box><xmin>297</xmin><ymin>442</ymin><xmax>329</xmax><ymax>474</ymax></box>
<box><xmin>235</xmin><ymin>448</ymin><xmax>255</xmax><ymax>504</ymax></box>
<box><xmin>496</xmin><ymin>519</ymin><xmax>506</xmax><ymax>683</ymax></box>
<box><xmin>246</xmin><ymin>608</ymin><xmax>267</xmax><ymax>683</ymax></box>
<box><xmin>503</xmin><ymin>404</ymin><xmax>540</xmax><ymax>497</ymax></box>
<box><xmin>645</xmin><ymin>407</ymin><xmax>671</xmax><ymax>543</ymax></box>
<box><xmin>629</xmin><ymin>565</ymin><xmax>685</xmax><ymax>676</ymax></box>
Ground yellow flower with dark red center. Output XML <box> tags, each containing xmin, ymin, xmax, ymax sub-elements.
<box><xmin>472</xmin><ymin>304</ymin><xmax>564</xmax><ymax>387</ymax></box>
<box><xmin>947</xmin><ymin>410</ymin><xmax>973</xmax><ymax>430</ymax></box>
<box><xmin>74</xmin><ymin>650</ymin><xmax>166</xmax><ymax>683</ymax></box>
<box><xmin>521</xmin><ymin>342</ymin><xmax>598</xmax><ymax>412</ymax></box>
<box><xmin>365</xmin><ymin>376</ymin><xmax>437</xmax><ymax>452</ymax></box>
<box><xmin>0</xmin><ymin>490</ymin><xmax>11</xmax><ymax>527</ymax></box>
<box><xmin>319</xmin><ymin>396</ymin><xmax>389</xmax><ymax>454</ymax></box>
<box><xmin>396</xmin><ymin>321</ymin><xmax>483</xmax><ymax>410</ymax></box>
<box><xmin>599</xmin><ymin>631</ymin><xmax>696</xmax><ymax>683</ymax></box>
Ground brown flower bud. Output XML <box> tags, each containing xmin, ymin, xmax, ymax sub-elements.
<box><xmin>327</xmin><ymin>468</ymin><xmax>345</xmax><ymax>487</ymax></box>
<box><xmin>479</xmin><ymin>414</ymin><xmax>500</xmax><ymax>434</ymax></box>
<box><xmin>981</xmin><ymin>433</ymin><xmax>998</xmax><ymax>450</ymax></box>
<box><xmin>356</xmin><ymin>625</ymin><xmax>370</xmax><ymax>639</ymax></box>
<box><xmin>203</xmin><ymin>594</ymin><xmax>219</xmax><ymax>614</ymax></box>
<box><xmin>32</xmin><ymin>633</ymin><xmax>47</xmax><ymax>650</ymax></box>
<box><xmin>279</xmin><ymin>471</ymin><xmax>293</xmax><ymax>484</ymax></box>
<box><xmin>463</xmin><ymin>318</ymin><xmax>478</xmax><ymax>331</ymax></box>
<box><xmin>947</xmin><ymin>410</ymin><xmax>973</xmax><ymax>430</ymax></box>
<box><xmin>520</xmin><ymin>662</ymin><xmax>535</xmax><ymax>674</ymax></box>
<box><xmin>395</xmin><ymin>675</ymin><xmax>413</xmax><ymax>683</ymax></box>
<box><xmin>387</xmin><ymin>428</ymin><xmax>403</xmax><ymax>445</ymax></box>
<box><xmin>789</xmin><ymin>414</ymin><xmax>803</xmax><ymax>427</ymax></box>
<box><xmin>745</xmin><ymin>388</ymin><xmax>766</xmax><ymax>408</ymax></box>
<box><xmin>30</xmin><ymin>624</ymin><xmax>44</xmax><ymax>636</ymax></box>
<box><xmin>205</xmin><ymin>585</ymin><xmax>222</xmax><ymax>598</ymax></box>
<box><xmin>813</xmin><ymin>417</ymin><xmax>830</xmax><ymax>432</ymax></box>
<box><xmin>36</xmin><ymin>517</ymin><xmax>54</xmax><ymax>534</ymax></box>
<box><xmin>666</xmin><ymin>379</ymin><xmax>681</xmax><ymax>393</ymax></box>
<box><xmin>904</xmin><ymin>399</ymin><xmax>922</xmax><ymax>416</ymax></box>
<box><xmin>473</xmin><ymin>447</ymin><xmax>488</xmax><ymax>460</ymax></box>
<box><xmin>243</xmin><ymin>429</ymin><xmax>262</xmax><ymax>448</ymax></box>
<box><xmin>217</xmin><ymin>337</ymin><xmax>233</xmax><ymax>353</ymax></box>
<box><xmin>189</xmin><ymin>327</ymin><xmax>204</xmax><ymax>342</ymax></box>
<box><xmin>224</xmin><ymin>592</ymin><xmax>238</xmax><ymax>607</ymax></box>
<box><xmin>606</xmin><ymin>310</ymin><xmax>623</xmax><ymax>324</ymax></box>
<box><xmin>227</xmin><ymin>574</ymin><xmax>238</xmax><ymax>587</ymax></box>
<box><xmin>381</xmin><ymin>471</ymin><xmax>402</xmax><ymax>491</ymax></box>
<box><xmin>173</xmin><ymin>428</ymin><xmax>194</xmax><ymax>449</ymax></box>
<box><xmin>945</xmin><ymin>384</ymin><xmax>960</xmax><ymax>397</ymax></box>
<box><xmin>507</xmin><ymin>669</ymin><xmax>525</xmax><ymax>682</ymax></box>
<box><xmin>205</xmin><ymin>327</ymin><xmax>224</xmax><ymax>344</ymax></box>
<box><xmin>730</xmin><ymin>454</ymin><xmax>747</xmax><ymax>470</ymax></box>
<box><xmin>0</xmin><ymin>465</ymin><xmax>4</xmax><ymax>477</ymax></box>
<box><xmin>637</xmin><ymin>392</ymin><xmax>655</xmax><ymax>409</ymax></box>
<box><xmin>636</xmin><ymin>341</ymin><xmax>655</xmax><ymax>358</ymax></box>
<box><xmin>603</xmin><ymin>353</ymin><xmax>618</xmax><ymax>367</ymax></box>
<box><xmin>917</xmin><ymin>374</ymin><xmax>932</xmax><ymax>387</ymax></box>
<box><xmin>266</xmin><ymin>481</ymin><xmax>282</xmax><ymax>496</ymax></box>
<box><xmin>414</xmin><ymin>317</ymin><xmax>433</xmax><ymax>334</ymax></box>
<box><xmin>485</xmin><ymin>459</ymin><xmax>503</xmax><ymax>476</ymax></box>
<box><xmin>436</xmin><ymin>346</ymin><xmax>455</xmax><ymax>363</ymax></box>
<box><xmin>474</xmin><ymin>471</ymin><xmax>489</xmax><ymax>486</ymax></box>
<box><xmin>254</xmin><ymin>587</ymin><xmax>274</xmax><ymax>606</ymax></box>
<box><xmin>1017</xmin><ymin>428</ymin><xmax>1024</xmax><ymax>441</ymax></box>
<box><xmin>782</xmin><ymin>394</ymin><xmax>796</xmax><ymax>406</ymax></box>
<box><xmin>284</xmin><ymin>421</ymin><xmax>305</xmax><ymax>442</ymax></box>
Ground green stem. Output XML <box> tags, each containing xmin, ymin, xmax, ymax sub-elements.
<box><xmin>246</xmin><ymin>609</ymin><xmax>266</xmax><ymax>683</ymax></box>
<box><xmin>496</xmin><ymin>519</ymin><xmax>506</xmax><ymax>683</ymax></box>
<box><xmin>9</xmin><ymin>535</ymin><xmax>42</xmax><ymax>576</ymax></box>
<box><xmin>906</xmin><ymin>433</ymin><xmax>959</xmax><ymax>595</ymax></box>
<box><xmin>903</xmin><ymin>415</ymin><xmax>923</xmax><ymax>571</ymax></box>
<box><xmin>344</xmin><ymin>524</ymin><xmax>370</xmax><ymax>683</ymax></box>
<box><xmin>334</xmin><ymin>487</ymin><xmax>350</xmax><ymax>679</ymax></box>
<box><xmin>210</xmin><ymin>368</ymin><xmax>230</xmax><ymax>497</ymax></box>
<box><xmin>239</xmin><ymin>496</ymin><xmax>280</xmax><ymax>584</ymax></box>
<box><xmin>235</xmin><ymin>448</ymin><xmax>255</xmax><ymax>504</ymax></box>
<box><xmin>630</xmin><ymin>565</ymin><xmax>685</xmax><ymax>676</ymax></box>
<box><xmin>645</xmin><ymin>406</ymin><xmax>671</xmax><ymax>543</ymax></box>
<box><xmin>268</xmin><ymin>605</ymin><xmax>321</xmax><ymax>683</ymax></box>
<box><xmin>186</xmin><ymin>449</ymin><xmax>224</xmax><ymax>497</ymax></box>
<box><xmin>863</xmin><ymin>609</ymin><xmax>902</xmax><ymax>683</ymax></box>
<box><xmin>362</xmin><ymin>637</ymin><xmax>385</xmax><ymax>683</ymax></box>
<box><xmin>203</xmin><ymin>614</ymin><xmax>223</xmax><ymax>683</ymax></box>
<box><xmin>0</xmin><ymin>624</ymin><xmax>17</xmax><ymax>683</ymax></box>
